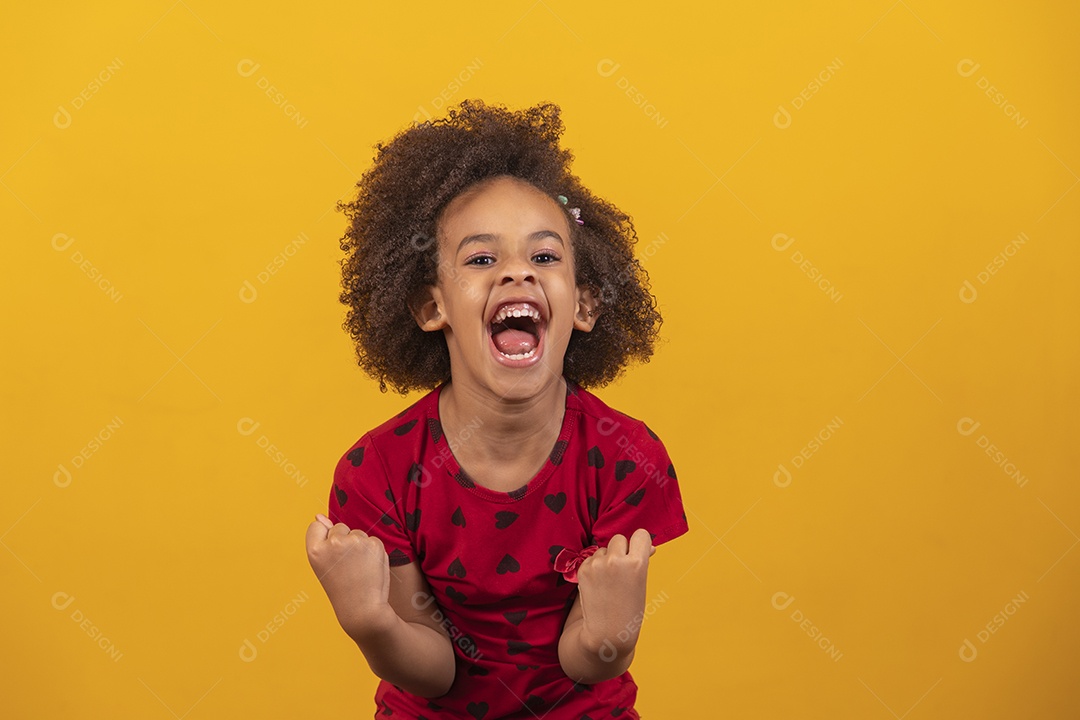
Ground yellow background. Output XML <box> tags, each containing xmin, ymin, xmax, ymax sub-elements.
<box><xmin>3</xmin><ymin>2</ymin><xmax>1078</xmax><ymax>717</ymax></box>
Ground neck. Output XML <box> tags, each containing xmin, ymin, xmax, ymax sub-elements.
<box><xmin>439</xmin><ymin>374</ymin><xmax>567</xmax><ymax>466</ymax></box>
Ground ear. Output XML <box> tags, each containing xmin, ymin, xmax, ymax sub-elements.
<box><xmin>572</xmin><ymin>284</ymin><xmax>601</xmax><ymax>332</ymax></box>
<box><xmin>409</xmin><ymin>285</ymin><xmax>448</xmax><ymax>332</ymax></box>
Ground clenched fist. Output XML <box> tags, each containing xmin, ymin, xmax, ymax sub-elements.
<box><xmin>306</xmin><ymin>514</ymin><xmax>394</xmax><ymax>641</ymax></box>
<box><xmin>576</xmin><ymin>527</ymin><xmax>656</xmax><ymax>655</ymax></box>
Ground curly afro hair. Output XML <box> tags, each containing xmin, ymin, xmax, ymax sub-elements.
<box><xmin>337</xmin><ymin>99</ymin><xmax>662</xmax><ymax>395</ymax></box>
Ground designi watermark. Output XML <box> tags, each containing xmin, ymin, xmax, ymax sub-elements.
<box><xmin>54</xmin><ymin>415</ymin><xmax>124</xmax><ymax>488</ymax></box>
<box><xmin>959</xmin><ymin>232</ymin><xmax>1029</xmax><ymax>303</ymax></box>
<box><xmin>957</xmin><ymin>59</ymin><xmax>1029</xmax><ymax>130</ymax></box>
<box><xmin>237</xmin><ymin>417</ymin><xmax>307</xmax><ymax>488</ymax></box>
<box><xmin>959</xmin><ymin>590</ymin><xmax>1029</xmax><ymax>661</ymax></box>
<box><xmin>239</xmin><ymin>591</ymin><xmax>309</xmax><ymax>662</ymax></box>
<box><xmin>774</xmin><ymin>57</ymin><xmax>843</xmax><ymax>129</ymax></box>
<box><xmin>52</xmin><ymin>591</ymin><xmax>123</xmax><ymax>662</ymax></box>
<box><xmin>772</xmin><ymin>591</ymin><xmax>843</xmax><ymax>662</ymax></box>
<box><xmin>54</xmin><ymin>58</ymin><xmax>123</xmax><ymax>129</ymax></box>
<box><xmin>957</xmin><ymin>417</ymin><xmax>1028</xmax><ymax>488</ymax></box>
<box><xmin>52</xmin><ymin>233</ymin><xmax>123</xmax><ymax>303</ymax></box>
<box><xmin>774</xmin><ymin>416</ymin><xmax>843</xmax><ymax>487</ymax></box>
<box><xmin>771</xmin><ymin>233</ymin><xmax>843</xmax><ymax>303</ymax></box>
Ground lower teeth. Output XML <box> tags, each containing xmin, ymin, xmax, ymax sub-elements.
<box><xmin>500</xmin><ymin>347</ymin><xmax>537</xmax><ymax>361</ymax></box>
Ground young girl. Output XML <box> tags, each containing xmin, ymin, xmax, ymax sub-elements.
<box><xmin>305</xmin><ymin>99</ymin><xmax>689</xmax><ymax>719</ymax></box>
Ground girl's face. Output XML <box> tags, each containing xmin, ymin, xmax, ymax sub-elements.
<box><xmin>412</xmin><ymin>175</ymin><xmax>599</xmax><ymax>401</ymax></box>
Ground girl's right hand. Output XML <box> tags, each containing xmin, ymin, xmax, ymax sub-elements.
<box><xmin>305</xmin><ymin>514</ymin><xmax>394</xmax><ymax>640</ymax></box>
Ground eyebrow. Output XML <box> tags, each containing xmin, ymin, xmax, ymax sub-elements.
<box><xmin>456</xmin><ymin>230</ymin><xmax>564</xmax><ymax>255</ymax></box>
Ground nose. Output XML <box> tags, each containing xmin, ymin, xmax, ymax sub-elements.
<box><xmin>498</xmin><ymin>253</ymin><xmax>536</xmax><ymax>285</ymax></box>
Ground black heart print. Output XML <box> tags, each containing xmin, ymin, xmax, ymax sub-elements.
<box><xmin>645</xmin><ymin>424</ymin><xmax>659</xmax><ymax>441</ymax></box>
<box><xmin>624</xmin><ymin>488</ymin><xmax>646</xmax><ymax>506</ymax></box>
<box><xmin>466</xmin><ymin>701</ymin><xmax>488</xmax><ymax>719</ymax></box>
<box><xmin>334</xmin><ymin>485</ymin><xmax>347</xmax><ymax>507</ymax></box>
<box><xmin>668</xmin><ymin>462</ymin><xmax>677</xmax><ymax>479</ymax></box>
<box><xmin>587</xmin><ymin>445</ymin><xmax>604</xmax><ymax>468</ymax></box>
<box><xmin>405</xmin><ymin>509</ymin><xmax>421</xmax><ymax>531</ymax></box>
<box><xmin>408</xmin><ymin>463</ymin><xmax>426</xmax><ymax>485</ymax></box>
<box><xmin>387</xmin><ymin>548</ymin><xmax>410</xmax><ymax>566</ymax></box>
<box><xmin>503</xmin><ymin>610</ymin><xmax>527</xmax><ymax>625</ymax></box>
<box><xmin>496</xmin><ymin>554</ymin><xmax>520</xmax><ymax>574</ymax></box>
<box><xmin>507</xmin><ymin>640</ymin><xmax>531</xmax><ymax>655</ymax></box>
<box><xmin>446</xmin><ymin>585</ymin><xmax>467</xmax><ymax>604</ymax></box>
<box><xmin>394</xmin><ymin>419</ymin><xmax>418</xmax><ymax>436</ymax></box>
<box><xmin>451</xmin><ymin>507</ymin><xmax>466</xmax><ymax>527</ymax></box>
<box><xmin>448</xmin><ymin>557</ymin><xmax>466</xmax><ymax>578</ymax></box>
<box><xmin>615</xmin><ymin>460</ymin><xmax>636</xmax><ymax>481</ymax></box>
<box><xmin>347</xmin><ymin>447</ymin><xmax>364</xmax><ymax>466</ymax></box>
<box><xmin>428</xmin><ymin>418</ymin><xmax>443</xmax><ymax>443</ymax></box>
<box><xmin>548</xmin><ymin>545</ymin><xmax>565</xmax><ymax>564</ymax></box>
<box><xmin>495</xmin><ymin>511</ymin><xmax>519</xmax><ymax>529</ymax></box>
<box><xmin>549</xmin><ymin>440</ymin><xmax>568</xmax><ymax>465</ymax></box>
<box><xmin>587</xmin><ymin>496</ymin><xmax>599</xmax><ymax>521</ymax></box>
<box><xmin>380</xmin><ymin>512</ymin><xmax>400</xmax><ymax>528</ymax></box>
<box><xmin>544</xmin><ymin>493</ymin><xmax>567</xmax><ymax>514</ymax></box>
<box><xmin>506</xmin><ymin>485</ymin><xmax>528</xmax><ymax>500</ymax></box>
<box><xmin>466</xmin><ymin>664</ymin><xmax>489</xmax><ymax>677</ymax></box>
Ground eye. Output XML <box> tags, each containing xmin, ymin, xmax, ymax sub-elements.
<box><xmin>465</xmin><ymin>255</ymin><xmax>494</xmax><ymax>266</ymax></box>
<box><xmin>533</xmin><ymin>252</ymin><xmax>560</xmax><ymax>264</ymax></box>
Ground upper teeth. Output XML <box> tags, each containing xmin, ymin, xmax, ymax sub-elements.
<box><xmin>492</xmin><ymin>303</ymin><xmax>541</xmax><ymax>324</ymax></box>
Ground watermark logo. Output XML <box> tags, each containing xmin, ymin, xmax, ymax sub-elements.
<box><xmin>429</xmin><ymin>414</ymin><xmax>484</xmax><ymax>481</ymax></box>
<box><xmin>239</xmin><ymin>591</ymin><xmax>309</xmax><ymax>662</ymax></box>
<box><xmin>237</xmin><ymin>59</ymin><xmax>308</xmax><ymax>129</ymax></box>
<box><xmin>957</xmin><ymin>59</ymin><xmax>1029</xmax><ymax>129</ymax></box>
<box><xmin>959</xmin><ymin>232</ymin><xmax>1029</xmax><ymax>303</ymax></box>
<box><xmin>54</xmin><ymin>415</ymin><xmax>124</xmax><ymax>487</ymax></box>
<box><xmin>413</xmin><ymin>59</ymin><xmax>484</xmax><ymax>123</ymax></box>
<box><xmin>956</xmin><ymin>417</ymin><xmax>1028</xmax><ymax>487</ymax></box>
<box><xmin>52</xmin><ymin>591</ymin><xmax>123</xmax><ymax>662</ymax></box>
<box><xmin>775</xmin><ymin>416</ymin><xmax>843</xmax><ymax>487</ymax></box>
<box><xmin>772</xmin><ymin>591</ymin><xmax>842</xmax><ymax>661</ymax></box>
<box><xmin>237</xmin><ymin>417</ymin><xmax>307</xmax><ymax>488</ymax></box>
<box><xmin>239</xmin><ymin>232</ymin><xmax>308</xmax><ymax>303</ymax></box>
<box><xmin>597</xmin><ymin>59</ymin><xmax>669</xmax><ymax>129</ymax></box>
<box><xmin>771</xmin><ymin>233</ymin><xmax>843</xmax><ymax>303</ymax></box>
<box><xmin>54</xmin><ymin>58</ymin><xmax>124</xmax><ymax>129</ymax></box>
<box><xmin>959</xmin><ymin>590</ymin><xmax>1029</xmax><ymax>661</ymax></box>
<box><xmin>52</xmin><ymin>233</ymin><xmax>123</xmax><ymax>303</ymax></box>
<box><xmin>409</xmin><ymin>231</ymin><xmax>484</xmax><ymax>304</ymax></box>
<box><xmin>412</xmin><ymin>591</ymin><xmax>482</xmax><ymax>659</ymax></box>
<box><xmin>598</xmin><ymin>590</ymin><xmax>669</xmax><ymax>662</ymax></box>
<box><xmin>774</xmin><ymin>58</ymin><xmax>843</xmax><ymax>129</ymax></box>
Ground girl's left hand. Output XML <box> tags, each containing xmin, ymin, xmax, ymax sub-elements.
<box><xmin>576</xmin><ymin>527</ymin><xmax>656</xmax><ymax>653</ymax></box>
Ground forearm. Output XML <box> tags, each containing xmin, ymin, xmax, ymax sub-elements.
<box><xmin>351</xmin><ymin>610</ymin><xmax>456</xmax><ymax>697</ymax></box>
<box><xmin>558</xmin><ymin>619</ymin><xmax>636</xmax><ymax>685</ymax></box>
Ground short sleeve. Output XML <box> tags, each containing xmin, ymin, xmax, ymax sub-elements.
<box><xmin>327</xmin><ymin>437</ymin><xmax>416</xmax><ymax>567</ymax></box>
<box><xmin>590</xmin><ymin>422</ymin><xmax>689</xmax><ymax>547</ymax></box>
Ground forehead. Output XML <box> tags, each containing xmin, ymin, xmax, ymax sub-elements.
<box><xmin>437</xmin><ymin>176</ymin><xmax>569</xmax><ymax>241</ymax></box>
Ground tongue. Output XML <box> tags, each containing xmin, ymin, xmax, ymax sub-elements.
<box><xmin>492</xmin><ymin>328</ymin><xmax>537</xmax><ymax>355</ymax></box>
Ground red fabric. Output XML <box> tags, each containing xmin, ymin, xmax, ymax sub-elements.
<box><xmin>327</xmin><ymin>378</ymin><xmax>690</xmax><ymax>719</ymax></box>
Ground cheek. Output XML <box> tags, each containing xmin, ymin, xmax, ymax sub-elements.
<box><xmin>437</xmin><ymin>272</ymin><xmax>483</xmax><ymax>311</ymax></box>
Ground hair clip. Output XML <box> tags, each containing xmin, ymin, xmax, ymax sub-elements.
<box><xmin>557</xmin><ymin>194</ymin><xmax>585</xmax><ymax>225</ymax></box>
<box><xmin>552</xmin><ymin>544</ymin><xmax>599</xmax><ymax>583</ymax></box>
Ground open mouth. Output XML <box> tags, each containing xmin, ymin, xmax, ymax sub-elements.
<box><xmin>488</xmin><ymin>301</ymin><xmax>545</xmax><ymax>364</ymax></box>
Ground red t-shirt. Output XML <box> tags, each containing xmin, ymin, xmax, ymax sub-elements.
<box><xmin>327</xmin><ymin>378</ymin><xmax>690</xmax><ymax>719</ymax></box>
